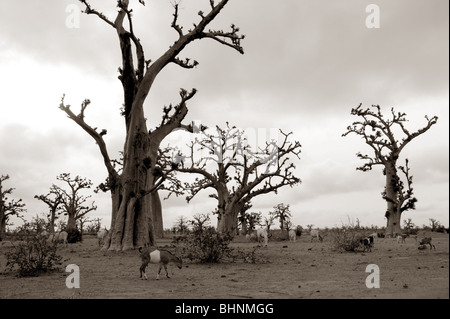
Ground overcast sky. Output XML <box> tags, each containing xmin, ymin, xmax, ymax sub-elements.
<box><xmin>1</xmin><ymin>0</ymin><xmax>448</xmax><ymax>231</ymax></box>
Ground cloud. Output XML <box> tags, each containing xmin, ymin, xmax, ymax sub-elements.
<box><xmin>1</xmin><ymin>0</ymin><xmax>448</xmax><ymax>231</ymax></box>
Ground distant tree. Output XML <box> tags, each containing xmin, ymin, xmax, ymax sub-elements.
<box><xmin>262</xmin><ymin>214</ymin><xmax>275</xmax><ymax>231</ymax></box>
<box><xmin>403</xmin><ymin>218</ymin><xmax>416</xmax><ymax>232</ymax></box>
<box><xmin>270</xmin><ymin>203</ymin><xmax>292</xmax><ymax>231</ymax></box>
<box><xmin>306</xmin><ymin>224</ymin><xmax>314</xmax><ymax>232</ymax></box>
<box><xmin>173</xmin><ymin>216</ymin><xmax>190</xmax><ymax>234</ymax></box>
<box><xmin>189</xmin><ymin>213</ymin><xmax>211</xmax><ymax>233</ymax></box>
<box><xmin>284</xmin><ymin>219</ymin><xmax>294</xmax><ymax>232</ymax></box>
<box><xmin>54</xmin><ymin>173</ymin><xmax>97</xmax><ymax>233</ymax></box>
<box><xmin>343</xmin><ymin>104</ymin><xmax>438</xmax><ymax>236</ymax></box>
<box><xmin>77</xmin><ymin>216</ymin><xmax>93</xmax><ymax>236</ymax></box>
<box><xmin>429</xmin><ymin>218</ymin><xmax>442</xmax><ymax>232</ymax></box>
<box><xmin>172</xmin><ymin>123</ymin><xmax>301</xmax><ymax>236</ymax></box>
<box><xmin>86</xmin><ymin>218</ymin><xmax>103</xmax><ymax>233</ymax></box>
<box><xmin>0</xmin><ymin>175</ymin><xmax>26</xmax><ymax>240</ymax></box>
<box><xmin>239</xmin><ymin>210</ymin><xmax>262</xmax><ymax>235</ymax></box>
<box><xmin>59</xmin><ymin>0</ymin><xmax>244</xmax><ymax>251</ymax></box>
<box><xmin>34</xmin><ymin>185</ymin><xmax>63</xmax><ymax>233</ymax></box>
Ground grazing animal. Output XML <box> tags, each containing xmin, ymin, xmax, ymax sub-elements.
<box><xmin>310</xmin><ymin>229</ymin><xmax>323</xmax><ymax>242</ymax></box>
<box><xmin>257</xmin><ymin>228</ymin><xmax>269</xmax><ymax>247</ymax></box>
<box><xmin>397</xmin><ymin>233</ymin><xmax>409</xmax><ymax>244</ymax></box>
<box><xmin>97</xmin><ymin>229</ymin><xmax>109</xmax><ymax>247</ymax></box>
<box><xmin>139</xmin><ymin>247</ymin><xmax>182</xmax><ymax>280</ymax></box>
<box><xmin>360</xmin><ymin>235</ymin><xmax>374</xmax><ymax>252</ymax></box>
<box><xmin>419</xmin><ymin>237</ymin><xmax>436</xmax><ymax>250</ymax></box>
<box><xmin>289</xmin><ymin>229</ymin><xmax>296</xmax><ymax>242</ymax></box>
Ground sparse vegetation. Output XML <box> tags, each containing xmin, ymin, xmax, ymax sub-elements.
<box><xmin>331</xmin><ymin>219</ymin><xmax>365</xmax><ymax>252</ymax></box>
<box><xmin>4</xmin><ymin>222</ymin><xmax>64</xmax><ymax>277</ymax></box>
<box><xmin>182</xmin><ymin>226</ymin><xmax>233</xmax><ymax>263</ymax></box>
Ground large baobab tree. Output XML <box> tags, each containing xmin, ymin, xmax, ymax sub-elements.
<box><xmin>0</xmin><ymin>175</ymin><xmax>26</xmax><ymax>241</ymax></box>
<box><xmin>342</xmin><ymin>104</ymin><xmax>438</xmax><ymax>236</ymax></box>
<box><xmin>59</xmin><ymin>0</ymin><xmax>244</xmax><ymax>250</ymax></box>
<box><xmin>171</xmin><ymin>124</ymin><xmax>301</xmax><ymax>235</ymax></box>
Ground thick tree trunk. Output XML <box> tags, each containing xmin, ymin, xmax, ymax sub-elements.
<box><xmin>0</xmin><ymin>217</ymin><xmax>5</xmax><ymax>241</ymax></box>
<box><xmin>240</xmin><ymin>218</ymin><xmax>248</xmax><ymax>235</ymax></box>
<box><xmin>66</xmin><ymin>215</ymin><xmax>77</xmax><ymax>232</ymax></box>
<box><xmin>384</xmin><ymin>163</ymin><xmax>402</xmax><ymax>237</ymax></box>
<box><xmin>216</xmin><ymin>201</ymin><xmax>241</xmax><ymax>236</ymax></box>
<box><xmin>151</xmin><ymin>191</ymin><xmax>163</xmax><ymax>238</ymax></box>
<box><xmin>386</xmin><ymin>210</ymin><xmax>402</xmax><ymax>237</ymax></box>
<box><xmin>103</xmin><ymin>104</ymin><xmax>162</xmax><ymax>251</ymax></box>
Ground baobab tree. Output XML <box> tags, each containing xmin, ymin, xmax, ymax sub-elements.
<box><xmin>54</xmin><ymin>173</ymin><xmax>97</xmax><ymax>233</ymax></box>
<box><xmin>269</xmin><ymin>203</ymin><xmax>292</xmax><ymax>231</ymax></box>
<box><xmin>241</xmin><ymin>212</ymin><xmax>262</xmax><ymax>234</ymax></box>
<box><xmin>171</xmin><ymin>124</ymin><xmax>301</xmax><ymax>235</ymax></box>
<box><xmin>0</xmin><ymin>175</ymin><xmax>26</xmax><ymax>241</ymax></box>
<box><xmin>342</xmin><ymin>104</ymin><xmax>438</xmax><ymax>236</ymax></box>
<box><xmin>59</xmin><ymin>0</ymin><xmax>244</xmax><ymax>250</ymax></box>
<box><xmin>34</xmin><ymin>184</ymin><xmax>63</xmax><ymax>233</ymax></box>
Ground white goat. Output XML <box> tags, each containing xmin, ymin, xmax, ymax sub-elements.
<box><xmin>257</xmin><ymin>228</ymin><xmax>269</xmax><ymax>247</ymax></box>
<box><xmin>288</xmin><ymin>229</ymin><xmax>296</xmax><ymax>242</ymax></box>
<box><xmin>310</xmin><ymin>229</ymin><xmax>323</xmax><ymax>242</ymax></box>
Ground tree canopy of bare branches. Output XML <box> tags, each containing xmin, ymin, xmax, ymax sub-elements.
<box><xmin>53</xmin><ymin>173</ymin><xmax>97</xmax><ymax>233</ymax></box>
<box><xmin>342</xmin><ymin>104</ymin><xmax>438</xmax><ymax>236</ymax></box>
<box><xmin>169</xmin><ymin>123</ymin><xmax>301</xmax><ymax>235</ymax></box>
<box><xmin>59</xmin><ymin>0</ymin><xmax>245</xmax><ymax>250</ymax></box>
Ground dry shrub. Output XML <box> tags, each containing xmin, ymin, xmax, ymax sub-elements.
<box><xmin>4</xmin><ymin>235</ymin><xmax>63</xmax><ymax>277</ymax></box>
<box><xmin>332</xmin><ymin>219</ymin><xmax>365</xmax><ymax>252</ymax></box>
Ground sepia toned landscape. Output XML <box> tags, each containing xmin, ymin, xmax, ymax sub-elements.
<box><xmin>0</xmin><ymin>1</ymin><xmax>448</xmax><ymax>307</ymax></box>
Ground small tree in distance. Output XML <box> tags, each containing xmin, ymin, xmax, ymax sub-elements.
<box><xmin>54</xmin><ymin>173</ymin><xmax>97</xmax><ymax>233</ymax></box>
<box><xmin>1</xmin><ymin>174</ymin><xmax>26</xmax><ymax>241</ymax></box>
<box><xmin>34</xmin><ymin>184</ymin><xmax>63</xmax><ymax>233</ymax></box>
<box><xmin>270</xmin><ymin>203</ymin><xmax>292</xmax><ymax>231</ymax></box>
<box><xmin>172</xmin><ymin>124</ymin><xmax>301</xmax><ymax>236</ymax></box>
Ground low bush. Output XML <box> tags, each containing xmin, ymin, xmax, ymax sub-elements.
<box><xmin>182</xmin><ymin>226</ymin><xmax>233</xmax><ymax>263</ymax></box>
<box><xmin>4</xmin><ymin>235</ymin><xmax>64</xmax><ymax>277</ymax></box>
<box><xmin>331</xmin><ymin>222</ymin><xmax>366</xmax><ymax>252</ymax></box>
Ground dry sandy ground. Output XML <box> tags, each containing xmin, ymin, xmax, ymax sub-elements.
<box><xmin>0</xmin><ymin>232</ymin><xmax>448</xmax><ymax>300</ymax></box>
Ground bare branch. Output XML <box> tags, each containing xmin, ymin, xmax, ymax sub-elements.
<box><xmin>171</xmin><ymin>3</ymin><xmax>184</xmax><ymax>38</ymax></box>
<box><xmin>79</xmin><ymin>0</ymin><xmax>116</xmax><ymax>28</ymax></box>
<box><xmin>201</xmin><ymin>24</ymin><xmax>245</xmax><ymax>54</ymax></box>
<box><xmin>59</xmin><ymin>95</ymin><xmax>117</xmax><ymax>179</ymax></box>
